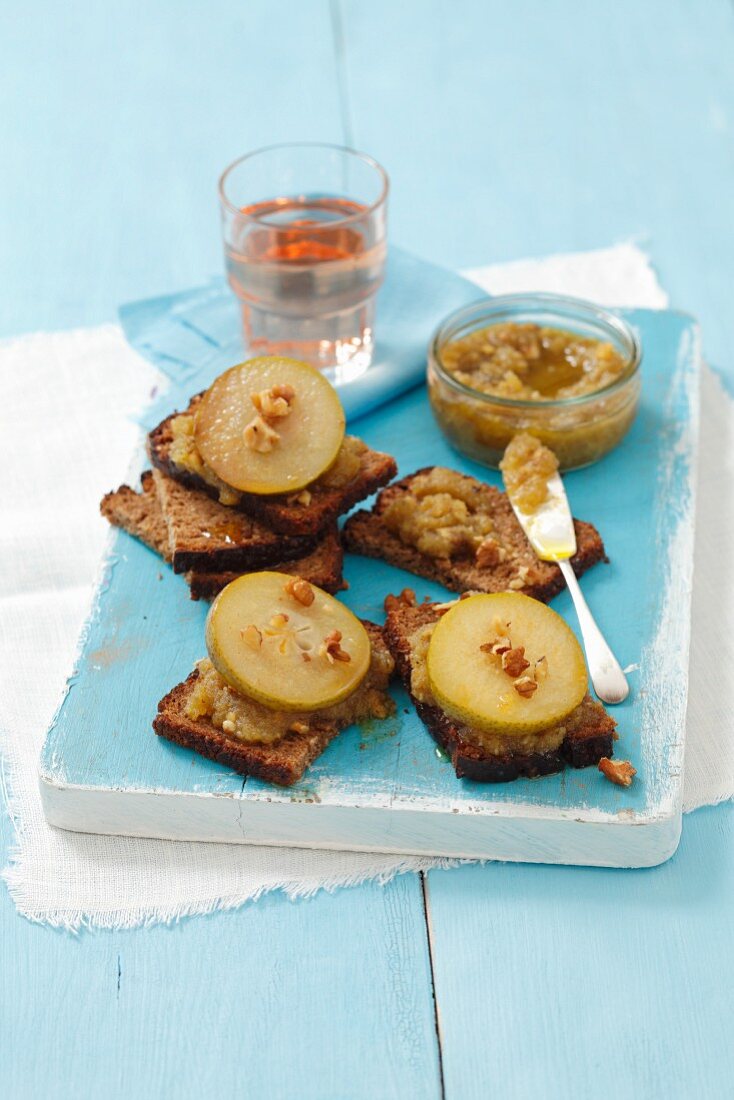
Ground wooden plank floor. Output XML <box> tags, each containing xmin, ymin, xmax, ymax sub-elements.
<box><xmin>2</xmin><ymin>1</ymin><xmax>734</xmax><ymax>1097</ymax></box>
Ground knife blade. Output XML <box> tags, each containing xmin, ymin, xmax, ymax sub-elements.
<box><xmin>504</xmin><ymin>467</ymin><xmax>629</xmax><ymax>705</ymax></box>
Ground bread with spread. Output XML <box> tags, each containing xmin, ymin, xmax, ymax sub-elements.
<box><xmin>148</xmin><ymin>358</ymin><xmax>396</xmax><ymax>537</ymax></box>
<box><xmin>343</xmin><ymin>466</ymin><xmax>605</xmax><ymax>600</ymax></box>
<box><xmin>154</xmin><ymin>572</ymin><xmax>395</xmax><ymax>785</ymax></box>
<box><xmin>384</xmin><ymin>588</ymin><xmax>616</xmax><ymax>782</ymax></box>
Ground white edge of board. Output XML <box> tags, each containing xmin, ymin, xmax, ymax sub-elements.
<box><xmin>39</xmin><ymin>774</ymin><xmax>681</xmax><ymax>869</ymax></box>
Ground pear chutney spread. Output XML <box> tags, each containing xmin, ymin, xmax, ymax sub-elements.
<box><xmin>440</xmin><ymin>322</ymin><xmax>627</xmax><ymax>401</ymax></box>
<box><xmin>499</xmin><ymin>433</ymin><xmax>559</xmax><ymax>515</ymax></box>
<box><xmin>428</xmin><ymin>295</ymin><xmax>642</xmax><ymax>471</ymax></box>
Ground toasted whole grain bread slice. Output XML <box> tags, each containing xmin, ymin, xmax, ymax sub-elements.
<box><xmin>383</xmin><ymin>592</ymin><xmax>616</xmax><ymax>782</ymax></box>
<box><xmin>100</xmin><ymin>471</ymin><xmax>172</xmax><ymax>561</ymax></box>
<box><xmin>184</xmin><ymin>531</ymin><xmax>346</xmax><ymax>599</ymax></box>
<box><xmin>147</xmin><ymin>394</ymin><xmax>397</xmax><ymax>536</ymax></box>
<box><xmin>151</xmin><ymin>468</ymin><xmax>316</xmax><ymax>574</ymax></box>
<box><xmin>343</xmin><ymin>467</ymin><xmax>606</xmax><ymax>601</ymax></box>
<box><xmin>100</xmin><ymin>473</ymin><xmax>346</xmax><ymax>598</ymax></box>
<box><xmin>153</xmin><ymin>622</ymin><xmax>391</xmax><ymax>786</ymax></box>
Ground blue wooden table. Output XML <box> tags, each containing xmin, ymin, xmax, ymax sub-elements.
<box><xmin>2</xmin><ymin>3</ymin><xmax>733</xmax><ymax>1096</ymax></box>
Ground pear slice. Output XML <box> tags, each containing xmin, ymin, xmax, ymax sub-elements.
<box><xmin>426</xmin><ymin>592</ymin><xmax>587</xmax><ymax>736</ymax></box>
<box><xmin>205</xmin><ymin>572</ymin><xmax>371</xmax><ymax>712</ymax></box>
<box><xmin>195</xmin><ymin>357</ymin><xmax>345</xmax><ymax>495</ymax></box>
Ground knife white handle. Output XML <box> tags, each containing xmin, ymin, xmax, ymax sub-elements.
<box><xmin>558</xmin><ymin>559</ymin><xmax>629</xmax><ymax>705</ymax></box>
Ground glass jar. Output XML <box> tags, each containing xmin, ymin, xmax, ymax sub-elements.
<box><xmin>427</xmin><ymin>294</ymin><xmax>642</xmax><ymax>470</ymax></box>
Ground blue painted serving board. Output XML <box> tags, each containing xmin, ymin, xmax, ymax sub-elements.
<box><xmin>40</xmin><ymin>308</ymin><xmax>699</xmax><ymax>867</ymax></box>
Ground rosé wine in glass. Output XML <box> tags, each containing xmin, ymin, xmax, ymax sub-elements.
<box><xmin>219</xmin><ymin>146</ymin><xmax>388</xmax><ymax>384</ymax></box>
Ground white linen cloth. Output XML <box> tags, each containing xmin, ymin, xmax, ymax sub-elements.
<box><xmin>2</xmin><ymin>244</ymin><xmax>731</xmax><ymax>929</ymax></box>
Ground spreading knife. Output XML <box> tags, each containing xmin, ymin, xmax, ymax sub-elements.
<box><xmin>505</xmin><ymin>471</ymin><xmax>630</xmax><ymax>705</ymax></box>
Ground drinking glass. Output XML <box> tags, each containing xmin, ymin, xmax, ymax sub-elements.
<box><xmin>219</xmin><ymin>143</ymin><xmax>389</xmax><ymax>383</ymax></box>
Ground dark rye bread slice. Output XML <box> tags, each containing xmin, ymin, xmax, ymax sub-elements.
<box><xmin>99</xmin><ymin>473</ymin><xmax>346</xmax><ymax>599</ymax></box>
<box><xmin>148</xmin><ymin>394</ymin><xmax>397</xmax><ymax>536</ymax></box>
<box><xmin>184</xmin><ymin>531</ymin><xmax>346</xmax><ymax>599</ymax></box>
<box><xmin>153</xmin><ymin>622</ymin><xmax>391</xmax><ymax>786</ymax></box>
<box><xmin>343</xmin><ymin>468</ymin><xmax>606</xmax><ymax>602</ymax></box>
<box><xmin>383</xmin><ymin>593</ymin><xmax>616</xmax><ymax>782</ymax></box>
<box><xmin>151</xmin><ymin>469</ymin><xmax>316</xmax><ymax>574</ymax></box>
<box><xmin>100</xmin><ymin>471</ymin><xmax>171</xmax><ymax>561</ymax></box>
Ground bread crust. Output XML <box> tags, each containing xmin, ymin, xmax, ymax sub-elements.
<box><xmin>148</xmin><ymin>395</ymin><xmax>397</xmax><ymax>536</ymax></box>
<box><xmin>153</xmin><ymin>622</ymin><xmax>390</xmax><ymax>786</ymax></box>
<box><xmin>100</xmin><ymin>471</ymin><xmax>172</xmax><ymax>561</ymax></box>
<box><xmin>100</xmin><ymin>473</ymin><xmax>345</xmax><ymax>599</ymax></box>
<box><xmin>384</xmin><ymin>594</ymin><xmax>616</xmax><ymax>782</ymax></box>
<box><xmin>343</xmin><ymin>468</ymin><xmax>606</xmax><ymax>601</ymax></box>
<box><xmin>153</xmin><ymin>673</ymin><xmax>340</xmax><ymax>786</ymax></box>
<box><xmin>184</xmin><ymin>530</ymin><xmax>346</xmax><ymax>600</ymax></box>
<box><xmin>151</xmin><ymin>469</ymin><xmax>315</xmax><ymax>574</ymax></box>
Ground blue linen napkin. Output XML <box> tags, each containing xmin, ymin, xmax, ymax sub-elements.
<box><xmin>119</xmin><ymin>246</ymin><xmax>484</xmax><ymax>427</ymax></box>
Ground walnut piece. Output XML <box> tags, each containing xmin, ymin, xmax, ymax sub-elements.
<box><xmin>501</xmin><ymin>646</ymin><xmax>530</xmax><ymax>678</ymax></box>
<box><xmin>289</xmin><ymin>720</ymin><xmax>310</xmax><ymax>735</ymax></box>
<box><xmin>243</xmin><ymin>414</ymin><xmax>280</xmax><ymax>453</ymax></box>
<box><xmin>475</xmin><ymin>535</ymin><xmax>507</xmax><ymax>569</ymax></box>
<box><xmin>507</xmin><ymin>567</ymin><xmax>531</xmax><ymax>592</ymax></box>
<box><xmin>285</xmin><ymin>576</ymin><xmax>315</xmax><ymax>607</ymax></box>
<box><xmin>480</xmin><ymin>634</ymin><xmax>512</xmax><ymax>658</ymax></box>
<box><xmin>384</xmin><ymin>588</ymin><xmax>417</xmax><ymax>613</ymax></box>
<box><xmin>319</xmin><ymin>629</ymin><xmax>351</xmax><ymax>664</ymax></box>
<box><xmin>598</xmin><ymin>758</ymin><xmax>636</xmax><ymax>787</ymax></box>
<box><xmin>513</xmin><ymin>675</ymin><xmax>538</xmax><ymax>698</ymax></box>
<box><xmin>534</xmin><ymin>656</ymin><xmax>548</xmax><ymax>681</ymax></box>
<box><xmin>251</xmin><ymin>383</ymin><xmax>295</xmax><ymax>419</ymax></box>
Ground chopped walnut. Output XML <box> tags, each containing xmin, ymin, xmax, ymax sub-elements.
<box><xmin>319</xmin><ymin>629</ymin><xmax>351</xmax><ymax>664</ymax></box>
<box><xmin>480</xmin><ymin>635</ymin><xmax>512</xmax><ymax>658</ymax></box>
<box><xmin>475</xmin><ymin>536</ymin><xmax>507</xmax><ymax>569</ymax></box>
<box><xmin>243</xmin><ymin>414</ymin><xmax>280</xmax><ymax>452</ymax></box>
<box><xmin>534</xmin><ymin>656</ymin><xmax>549</xmax><ymax>681</ymax></box>
<box><xmin>289</xmin><ymin>720</ymin><xmax>310</xmax><ymax>735</ymax></box>
<box><xmin>240</xmin><ymin>625</ymin><xmax>262</xmax><ymax>649</ymax></box>
<box><xmin>507</xmin><ymin>565</ymin><xmax>532</xmax><ymax>591</ymax></box>
<box><xmin>598</xmin><ymin>758</ymin><xmax>636</xmax><ymax>787</ymax></box>
<box><xmin>384</xmin><ymin>588</ymin><xmax>417</xmax><ymax>613</ymax></box>
<box><xmin>285</xmin><ymin>576</ymin><xmax>315</xmax><ymax>607</ymax></box>
<box><xmin>269</xmin><ymin>613</ymin><xmax>289</xmax><ymax>629</ymax></box>
<box><xmin>292</xmin><ymin>489</ymin><xmax>312</xmax><ymax>507</ymax></box>
<box><xmin>251</xmin><ymin>383</ymin><xmax>295</xmax><ymax>420</ymax></box>
<box><xmin>501</xmin><ymin>646</ymin><xmax>530</xmax><ymax>678</ymax></box>
<box><xmin>513</xmin><ymin>675</ymin><xmax>538</xmax><ymax>698</ymax></box>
